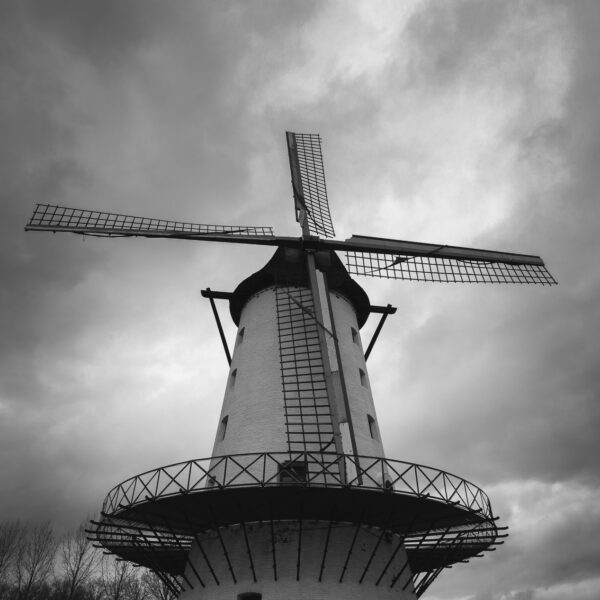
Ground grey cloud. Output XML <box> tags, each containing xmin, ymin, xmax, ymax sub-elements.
<box><xmin>1</xmin><ymin>2</ymin><xmax>599</xmax><ymax>599</ymax></box>
<box><xmin>405</xmin><ymin>0</ymin><xmax>513</xmax><ymax>85</ymax></box>
<box><xmin>368</xmin><ymin>0</ymin><xmax>600</xmax><ymax>486</ymax></box>
<box><xmin>14</xmin><ymin>0</ymin><xmax>182</xmax><ymax>73</ymax></box>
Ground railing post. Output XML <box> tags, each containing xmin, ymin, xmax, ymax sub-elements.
<box><xmin>303</xmin><ymin>451</ymin><xmax>307</xmax><ymax>486</ymax></box>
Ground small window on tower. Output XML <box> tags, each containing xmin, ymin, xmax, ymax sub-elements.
<box><xmin>367</xmin><ymin>414</ymin><xmax>377</xmax><ymax>440</ymax></box>
<box><xmin>351</xmin><ymin>327</ymin><xmax>358</xmax><ymax>344</ymax></box>
<box><xmin>237</xmin><ymin>327</ymin><xmax>245</xmax><ymax>345</ymax></box>
<box><xmin>220</xmin><ymin>416</ymin><xmax>228</xmax><ymax>441</ymax></box>
<box><xmin>229</xmin><ymin>368</ymin><xmax>237</xmax><ymax>389</ymax></box>
<box><xmin>359</xmin><ymin>368</ymin><xmax>367</xmax><ymax>387</ymax></box>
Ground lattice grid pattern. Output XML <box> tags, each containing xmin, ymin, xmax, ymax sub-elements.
<box><xmin>26</xmin><ymin>204</ymin><xmax>274</xmax><ymax>237</ymax></box>
<box><xmin>293</xmin><ymin>133</ymin><xmax>335</xmax><ymax>238</ymax></box>
<box><xmin>275</xmin><ymin>286</ymin><xmax>336</xmax><ymax>458</ymax></box>
<box><xmin>345</xmin><ymin>251</ymin><xmax>557</xmax><ymax>284</ymax></box>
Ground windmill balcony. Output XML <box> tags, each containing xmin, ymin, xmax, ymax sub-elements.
<box><xmin>91</xmin><ymin>451</ymin><xmax>503</xmax><ymax>597</ymax></box>
<box><xmin>100</xmin><ymin>452</ymin><xmax>493</xmax><ymax>515</ymax></box>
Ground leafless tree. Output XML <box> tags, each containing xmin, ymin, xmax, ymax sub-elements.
<box><xmin>100</xmin><ymin>556</ymin><xmax>146</xmax><ymax>600</ymax></box>
<box><xmin>0</xmin><ymin>520</ymin><xmax>24</xmax><ymax>592</ymax></box>
<box><xmin>141</xmin><ymin>570</ymin><xmax>176</xmax><ymax>600</ymax></box>
<box><xmin>125</xmin><ymin>573</ymin><xmax>146</xmax><ymax>600</ymax></box>
<box><xmin>81</xmin><ymin>576</ymin><xmax>105</xmax><ymax>600</ymax></box>
<box><xmin>56</xmin><ymin>521</ymin><xmax>99</xmax><ymax>600</ymax></box>
<box><xmin>0</xmin><ymin>521</ymin><xmax>22</xmax><ymax>577</ymax></box>
<box><xmin>12</xmin><ymin>521</ymin><xmax>57</xmax><ymax>600</ymax></box>
<box><xmin>1</xmin><ymin>519</ymin><xmax>175</xmax><ymax>600</ymax></box>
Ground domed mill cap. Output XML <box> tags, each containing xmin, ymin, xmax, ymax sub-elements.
<box><xmin>229</xmin><ymin>246</ymin><xmax>371</xmax><ymax>327</ymax></box>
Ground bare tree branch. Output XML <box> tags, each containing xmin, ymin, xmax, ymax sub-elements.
<box><xmin>100</xmin><ymin>556</ymin><xmax>145</xmax><ymax>600</ymax></box>
<box><xmin>13</xmin><ymin>522</ymin><xmax>57</xmax><ymax>600</ymax></box>
<box><xmin>57</xmin><ymin>520</ymin><xmax>99</xmax><ymax>600</ymax></box>
<box><xmin>0</xmin><ymin>520</ymin><xmax>24</xmax><ymax>594</ymax></box>
<box><xmin>141</xmin><ymin>570</ymin><xmax>176</xmax><ymax>600</ymax></box>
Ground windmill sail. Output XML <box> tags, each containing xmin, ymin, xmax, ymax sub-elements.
<box><xmin>286</xmin><ymin>132</ymin><xmax>335</xmax><ymax>238</ymax></box>
<box><xmin>25</xmin><ymin>204</ymin><xmax>275</xmax><ymax>240</ymax></box>
<box><xmin>26</xmin><ymin>130</ymin><xmax>547</xmax><ymax>595</ymax></box>
<box><xmin>327</xmin><ymin>235</ymin><xmax>557</xmax><ymax>285</ymax></box>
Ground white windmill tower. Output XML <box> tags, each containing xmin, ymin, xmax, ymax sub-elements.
<box><xmin>26</xmin><ymin>132</ymin><xmax>556</xmax><ymax>599</ymax></box>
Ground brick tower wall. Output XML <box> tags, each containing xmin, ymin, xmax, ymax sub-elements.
<box><xmin>210</xmin><ymin>285</ymin><xmax>385</xmax><ymax>460</ymax></box>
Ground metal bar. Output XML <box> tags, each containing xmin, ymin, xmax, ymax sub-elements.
<box><xmin>375</xmin><ymin>535</ymin><xmax>405</xmax><ymax>586</ymax></box>
<box><xmin>128</xmin><ymin>535</ymin><xmax>183</xmax><ymax>596</ymax></box>
<box><xmin>392</xmin><ymin>526</ymin><xmax>434</xmax><ymax>590</ymax></box>
<box><xmin>182</xmin><ymin>511</ymin><xmax>220</xmax><ymax>586</ymax></box>
<box><xmin>305</xmin><ymin>253</ymin><xmax>357</xmax><ymax>481</ymax></box>
<box><xmin>341</xmin><ymin>234</ymin><xmax>547</xmax><ymax>266</ymax></box>
<box><xmin>296</xmin><ymin>520</ymin><xmax>303</xmax><ymax>582</ymax></box>
<box><xmin>415</xmin><ymin>566</ymin><xmax>445</xmax><ymax>597</ymax></box>
<box><xmin>160</xmin><ymin>526</ymin><xmax>204</xmax><ymax>589</ymax></box>
<box><xmin>359</xmin><ymin>515</ymin><xmax>393</xmax><ymax>584</ymax></box>
<box><xmin>135</xmin><ymin>518</ymin><xmax>195</xmax><ymax>591</ymax></box>
<box><xmin>400</xmin><ymin>520</ymin><xmax>439</xmax><ymax>592</ymax></box>
<box><xmin>204</xmin><ymin>287</ymin><xmax>231</xmax><ymax>366</ymax></box>
<box><xmin>99</xmin><ymin>521</ymin><xmax>176</xmax><ymax>594</ymax></box>
<box><xmin>296</xmin><ymin>504</ymin><xmax>303</xmax><ymax>581</ymax></box>
<box><xmin>427</xmin><ymin>523</ymin><xmax>454</xmax><ymax>553</ymax></box>
<box><xmin>112</xmin><ymin>508</ymin><xmax>198</xmax><ymax>589</ymax></box>
<box><xmin>270</xmin><ymin>505</ymin><xmax>278</xmax><ymax>581</ymax></box>
<box><xmin>389</xmin><ymin>555</ymin><xmax>411</xmax><ymax>591</ymax></box>
<box><xmin>90</xmin><ymin>512</ymin><xmax>189</xmax><ymax>537</ymax></box>
<box><xmin>410</xmin><ymin>572</ymin><xmax>428</xmax><ymax>597</ymax></box>
<box><xmin>339</xmin><ymin>511</ymin><xmax>364</xmax><ymax>583</ymax></box>
<box><xmin>282</xmin><ymin>288</ymin><xmax>335</xmax><ymax>338</ymax></box>
<box><xmin>319</xmin><ymin>508</ymin><xmax>335</xmax><ymax>582</ymax></box>
<box><xmin>237</xmin><ymin>504</ymin><xmax>257</xmax><ymax>584</ymax></box>
<box><xmin>365</xmin><ymin>304</ymin><xmax>393</xmax><ymax>361</ymax></box>
<box><xmin>241</xmin><ymin>520</ymin><xmax>257</xmax><ymax>583</ymax></box>
<box><xmin>370</xmin><ymin>304</ymin><xmax>397</xmax><ymax>314</ymax></box>
<box><xmin>209</xmin><ymin>507</ymin><xmax>237</xmax><ymax>584</ymax></box>
<box><xmin>286</xmin><ymin>132</ymin><xmax>310</xmax><ymax>237</ymax></box>
<box><xmin>188</xmin><ymin>537</ymin><xmax>219</xmax><ymax>586</ymax></box>
<box><xmin>25</xmin><ymin>207</ymin><xmax>550</xmax><ymax>270</ymax></box>
<box><xmin>200</xmin><ymin>289</ymin><xmax>233</xmax><ymax>300</ymax></box>
<box><xmin>322</xmin><ymin>269</ymin><xmax>361</xmax><ymax>484</ymax></box>
<box><xmin>374</xmin><ymin>515</ymin><xmax>417</xmax><ymax>586</ymax></box>
<box><xmin>408</xmin><ymin>524</ymin><xmax>454</xmax><ymax>597</ymax></box>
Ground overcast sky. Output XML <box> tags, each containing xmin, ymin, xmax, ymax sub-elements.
<box><xmin>1</xmin><ymin>1</ymin><xmax>599</xmax><ymax>599</ymax></box>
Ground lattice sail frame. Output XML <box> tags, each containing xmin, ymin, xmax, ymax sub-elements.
<box><xmin>27</xmin><ymin>204</ymin><xmax>274</xmax><ymax>237</ymax></box>
<box><xmin>287</xmin><ymin>132</ymin><xmax>336</xmax><ymax>238</ymax></box>
<box><xmin>345</xmin><ymin>251</ymin><xmax>557</xmax><ymax>284</ymax></box>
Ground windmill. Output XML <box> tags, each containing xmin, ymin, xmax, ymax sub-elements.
<box><xmin>26</xmin><ymin>132</ymin><xmax>556</xmax><ymax>599</ymax></box>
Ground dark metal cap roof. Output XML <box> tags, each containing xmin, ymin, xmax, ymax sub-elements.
<box><xmin>229</xmin><ymin>246</ymin><xmax>371</xmax><ymax>327</ymax></box>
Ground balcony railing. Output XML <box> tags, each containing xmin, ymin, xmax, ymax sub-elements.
<box><xmin>102</xmin><ymin>452</ymin><xmax>493</xmax><ymax>519</ymax></box>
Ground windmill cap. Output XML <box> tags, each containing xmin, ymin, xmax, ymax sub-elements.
<box><xmin>229</xmin><ymin>246</ymin><xmax>371</xmax><ymax>327</ymax></box>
